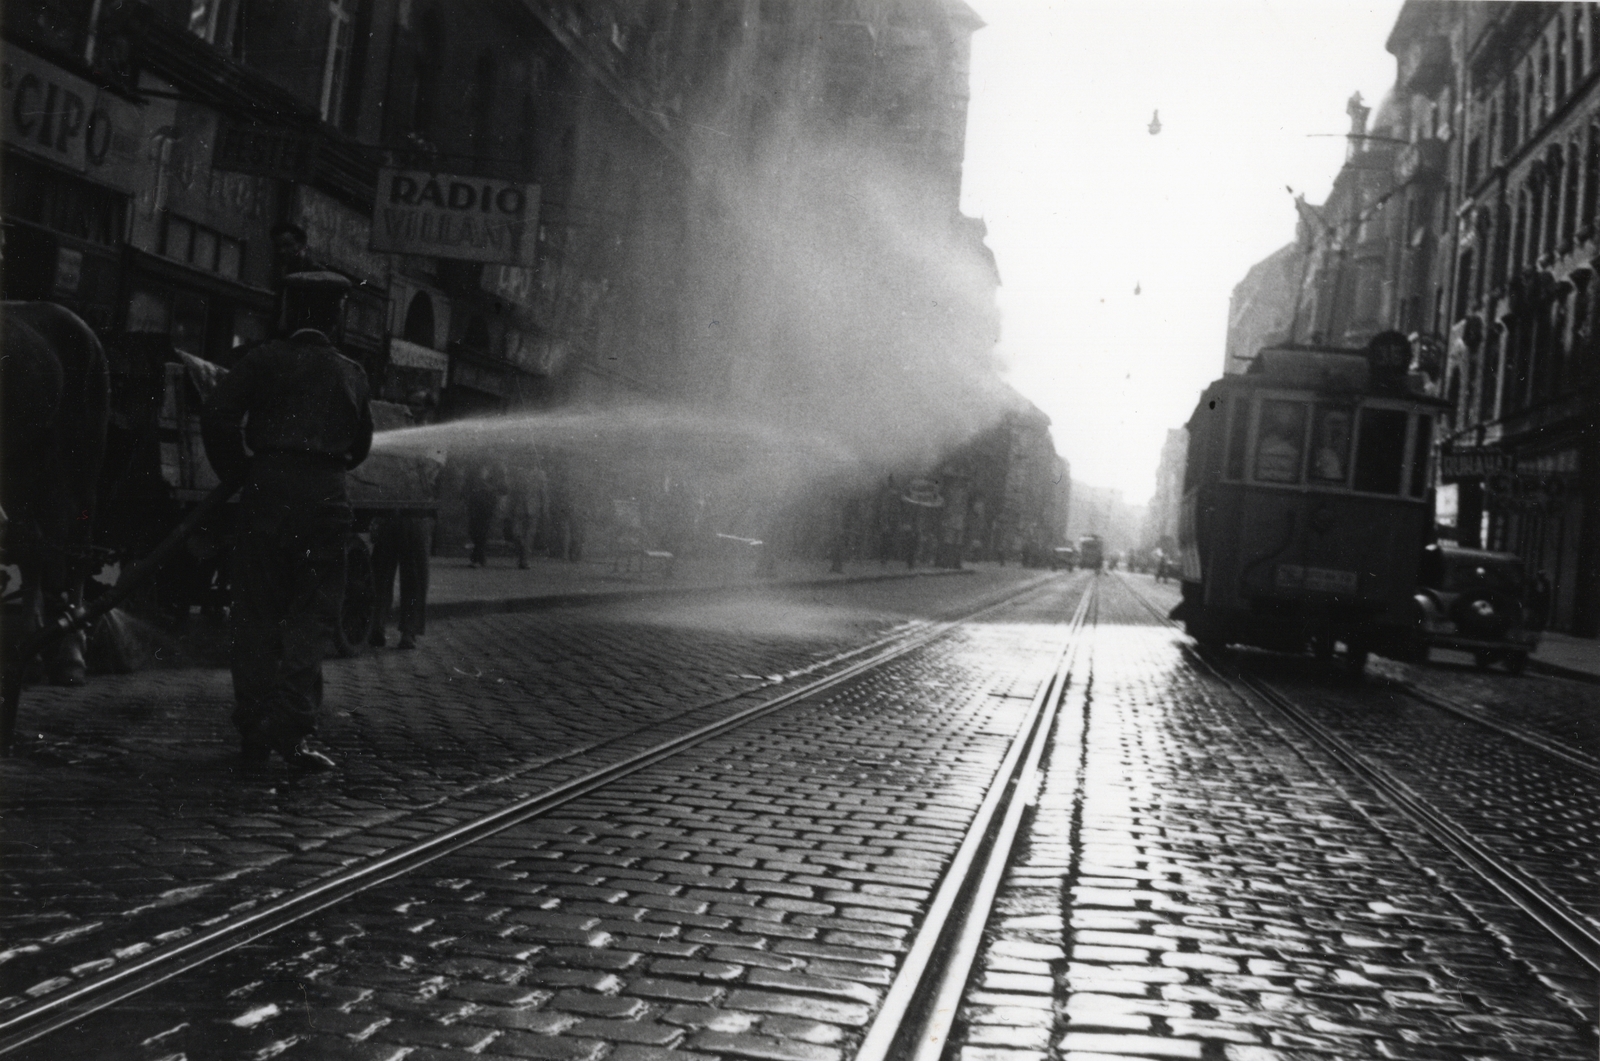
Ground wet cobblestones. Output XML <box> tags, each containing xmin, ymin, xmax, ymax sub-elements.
<box><xmin>949</xmin><ymin>574</ymin><xmax>1596</xmax><ymax>1061</ymax></box>
<box><xmin>0</xmin><ymin>573</ymin><xmax>1049</xmax><ymax>1011</ymax></box>
<box><xmin>1265</xmin><ymin>666</ymin><xmax>1600</xmax><ymax>925</ymax></box>
<box><xmin>16</xmin><ymin>581</ymin><xmax>1087</xmax><ymax>1060</ymax></box>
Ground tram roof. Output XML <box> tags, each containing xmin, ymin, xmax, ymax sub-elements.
<box><xmin>1200</xmin><ymin>346</ymin><xmax>1450</xmax><ymax>402</ymax></box>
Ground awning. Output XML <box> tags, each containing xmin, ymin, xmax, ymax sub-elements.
<box><xmin>389</xmin><ymin>337</ymin><xmax>448</xmax><ymax>372</ymax></box>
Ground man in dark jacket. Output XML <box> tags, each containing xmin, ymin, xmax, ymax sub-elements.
<box><xmin>202</xmin><ymin>272</ymin><xmax>373</xmax><ymax>770</ymax></box>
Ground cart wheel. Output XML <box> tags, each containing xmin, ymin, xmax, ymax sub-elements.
<box><xmin>1473</xmin><ymin>650</ymin><xmax>1495</xmax><ymax>670</ymax></box>
<box><xmin>1505</xmin><ymin>652</ymin><xmax>1528</xmax><ymax>675</ymax></box>
<box><xmin>1344</xmin><ymin>645</ymin><xmax>1369</xmax><ymax>677</ymax></box>
<box><xmin>335</xmin><ymin>537</ymin><xmax>375</xmax><ymax>658</ymax></box>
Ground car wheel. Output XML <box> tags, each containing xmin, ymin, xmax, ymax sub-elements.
<box><xmin>1473</xmin><ymin>650</ymin><xmax>1495</xmax><ymax>670</ymax></box>
<box><xmin>1505</xmin><ymin>652</ymin><xmax>1528</xmax><ymax>675</ymax></box>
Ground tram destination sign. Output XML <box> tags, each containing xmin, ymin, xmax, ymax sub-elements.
<box><xmin>370</xmin><ymin>168</ymin><xmax>540</xmax><ymax>268</ymax></box>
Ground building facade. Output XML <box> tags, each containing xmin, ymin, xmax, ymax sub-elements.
<box><xmin>1443</xmin><ymin>1</ymin><xmax>1600</xmax><ymax>636</ymax></box>
<box><xmin>4</xmin><ymin>0</ymin><xmax>1057</xmax><ymax>569</ymax></box>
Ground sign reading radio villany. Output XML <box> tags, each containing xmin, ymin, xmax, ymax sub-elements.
<box><xmin>370</xmin><ymin>168</ymin><xmax>541</xmax><ymax>268</ymax></box>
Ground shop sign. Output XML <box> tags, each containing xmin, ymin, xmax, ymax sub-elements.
<box><xmin>2</xmin><ymin>48</ymin><xmax>111</xmax><ymax>172</ymax></box>
<box><xmin>298</xmin><ymin>185</ymin><xmax>388</xmax><ymax>284</ymax></box>
<box><xmin>485</xmin><ymin>263</ymin><xmax>537</xmax><ymax>308</ymax></box>
<box><xmin>388</xmin><ymin>337</ymin><xmax>448</xmax><ymax>372</ymax></box>
<box><xmin>213</xmin><ymin>121</ymin><xmax>319</xmax><ymax>181</ymax></box>
<box><xmin>504</xmin><ymin>331</ymin><xmax>565</xmax><ymax>376</ymax></box>
<box><xmin>1441</xmin><ymin>446</ymin><xmax>1578</xmax><ymax>480</ymax></box>
<box><xmin>371</xmin><ymin>168</ymin><xmax>540</xmax><ymax>267</ymax></box>
<box><xmin>1439</xmin><ymin>448</ymin><xmax>1515</xmax><ymax>479</ymax></box>
<box><xmin>902</xmin><ymin>479</ymin><xmax>945</xmax><ymax>508</ymax></box>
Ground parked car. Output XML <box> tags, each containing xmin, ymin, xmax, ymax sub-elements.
<box><xmin>1412</xmin><ymin>544</ymin><xmax>1540</xmax><ymax>672</ymax></box>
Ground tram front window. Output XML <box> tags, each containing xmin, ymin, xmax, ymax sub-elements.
<box><xmin>1255</xmin><ymin>400</ymin><xmax>1306</xmax><ymax>483</ymax></box>
<box><xmin>1309</xmin><ymin>406</ymin><xmax>1352</xmax><ymax>484</ymax></box>
<box><xmin>1353</xmin><ymin>407</ymin><xmax>1409</xmax><ymax>494</ymax></box>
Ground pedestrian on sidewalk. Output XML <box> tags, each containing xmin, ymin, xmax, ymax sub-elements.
<box><xmin>502</xmin><ymin>458</ymin><xmax>548</xmax><ymax>570</ymax></box>
<box><xmin>202</xmin><ymin>271</ymin><xmax>373</xmax><ymax>771</ymax></box>
<box><xmin>370</xmin><ymin>391</ymin><xmax>437</xmax><ymax>650</ymax></box>
<box><xmin>465</xmin><ymin>455</ymin><xmax>507</xmax><ymax>567</ymax></box>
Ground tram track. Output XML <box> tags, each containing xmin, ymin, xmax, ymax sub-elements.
<box><xmin>0</xmin><ymin>571</ymin><xmax>1085</xmax><ymax>1056</ymax></box>
<box><xmin>857</xmin><ymin>574</ymin><xmax>1095</xmax><ymax>1061</ymax></box>
<box><xmin>1115</xmin><ymin>571</ymin><xmax>1600</xmax><ymax>978</ymax></box>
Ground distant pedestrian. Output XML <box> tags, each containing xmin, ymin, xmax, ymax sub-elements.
<box><xmin>202</xmin><ymin>272</ymin><xmax>372</xmax><ymax>771</ymax></box>
<box><xmin>465</xmin><ymin>456</ymin><xmax>508</xmax><ymax>567</ymax></box>
<box><xmin>502</xmin><ymin>460</ymin><xmax>548</xmax><ymax>569</ymax></box>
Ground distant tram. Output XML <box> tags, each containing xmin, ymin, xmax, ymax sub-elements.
<box><xmin>1078</xmin><ymin>535</ymin><xmax>1104</xmax><ymax>572</ymax></box>
<box><xmin>1171</xmin><ymin>335</ymin><xmax>1449</xmax><ymax>674</ymax></box>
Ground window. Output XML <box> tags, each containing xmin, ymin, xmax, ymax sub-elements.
<box><xmin>188</xmin><ymin>0</ymin><xmax>223</xmax><ymax>42</ymax></box>
<box><xmin>1254</xmin><ymin>400</ymin><xmax>1307</xmax><ymax>484</ymax></box>
<box><xmin>1352</xmin><ymin>408</ymin><xmax>1409</xmax><ymax>494</ymax></box>
<box><xmin>320</xmin><ymin>0</ymin><xmax>354</xmax><ymax>124</ymax></box>
<box><xmin>2</xmin><ymin>153</ymin><xmax>127</xmax><ymax>246</ymax></box>
<box><xmin>1557</xmin><ymin>22</ymin><xmax>1570</xmax><ymax>101</ymax></box>
<box><xmin>1505</xmin><ymin>79</ymin><xmax>1521</xmax><ymax>151</ymax></box>
<box><xmin>1565</xmin><ymin>141</ymin><xmax>1580</xmax><ymax>243</ymax></box>
<box><xmin>1586</xmin><ymin>122</ymin><xmax>1600</xmax><ymax>232</ymax></box>
<box><xmin>469</xmin><ymin>52</ymin><xmax>497</xmax><ymax>159</ymax></box>
<box><xmin>161</xmin><ymin>212</ymin><xmax>244</xmax><ymax>279</ymax></box>
<box><xmin>1308</xmin><ymin>406</ymin><xmax>1353</xmax><ymax>484</ymax></box>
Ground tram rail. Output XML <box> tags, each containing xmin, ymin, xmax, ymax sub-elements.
<box><xmin>857</xmin><ymin>575</ymin><xmax>1096</xmax><ymax>1061</ymax></box>
<box><xmin>0</xmin><ymin>571</ymin><xmax>1083</xmax><ymax>1056</ymax></box>
<box><xmin>1117</xmin><ymin>572</ymin><xmax>1600</xmax><ymax>978</ymax></box>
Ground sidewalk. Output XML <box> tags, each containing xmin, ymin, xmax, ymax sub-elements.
<box><xmin>1117</xmin><ymin>571</ymin><xmax>1600</xmax><ymax>684</ymax></box>
<box><xmin>417</xmin><ymin>550</ymin><xmax>980</xmax><ymax>620</ymax></box>
<box><xmin>1528</xmin><ymin>629</ymin><xmax>1600</xmax><ymax>684</ymax></box>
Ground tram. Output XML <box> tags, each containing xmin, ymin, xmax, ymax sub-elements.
<box><xmin>1171</xmin><ymin>334</ymin><xmax>1450</xmax><ymax>673</ymax></box>
<box><xmin>1078</xmin><ymin>535</ymin><xmax>1104</xmax><ymax>572</ymax></box>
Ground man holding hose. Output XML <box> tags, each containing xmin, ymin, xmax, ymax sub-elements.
<box><xmin>202</xmin><ymin>271</ymin><xmax>373</xmax><ymax>771</ymax></box>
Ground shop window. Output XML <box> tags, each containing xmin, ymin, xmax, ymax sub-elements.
<box><xmin>1254</xmin><ymin>400</ymin><xmax>1307</xmax><ymax>484</ymax></box>
<box><xmin>161</xmin><ymin>212</ymin><xmax>244</xmax><ymax>279</ymax></box>
<box><xmin>126</xmin><ymin>288</ymin><xmax>171</xmax><ymax>333</ymax></box>
<box><xmin>403</xmin><ymin>291</ymin><xmax>436</xmax><ymax>347</ymax></box>
<box><xmin>2</xmin><ymin>153</ymin><xmax>126</xmax><ymax>246</ymax></box>
<box><xmin>171</xmin><ymin>292</ymin><xmax>209</xmax><ymax>358</ymax></box>
<box><xmin>1353</xmin><ymin>408</ymin><xmax>1409</xmax><ymax>494</ymax></box>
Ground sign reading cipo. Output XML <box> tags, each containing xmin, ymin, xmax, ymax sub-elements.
<box><xmin>371</xmin><ymin>168</ymin><xmax>540</xmax><ymax>267</ymax></box>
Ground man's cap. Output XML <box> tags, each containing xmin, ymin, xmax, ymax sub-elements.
<box><xmin>283</xmin><ymin>270</ymin><xmax>352</xmax><ymax>295</ymax></box>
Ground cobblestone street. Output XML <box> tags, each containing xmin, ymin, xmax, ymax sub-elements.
<box><xmin>3</xmin><ymin>570</ymin><xmax>1596</xmax><ymax>1060</ymax></box>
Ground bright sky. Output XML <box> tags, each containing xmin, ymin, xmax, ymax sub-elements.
<box><xmin>961</xmin><ymin>0</ymin><xmax>1405</xmax><ymax>502</ymax></box>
